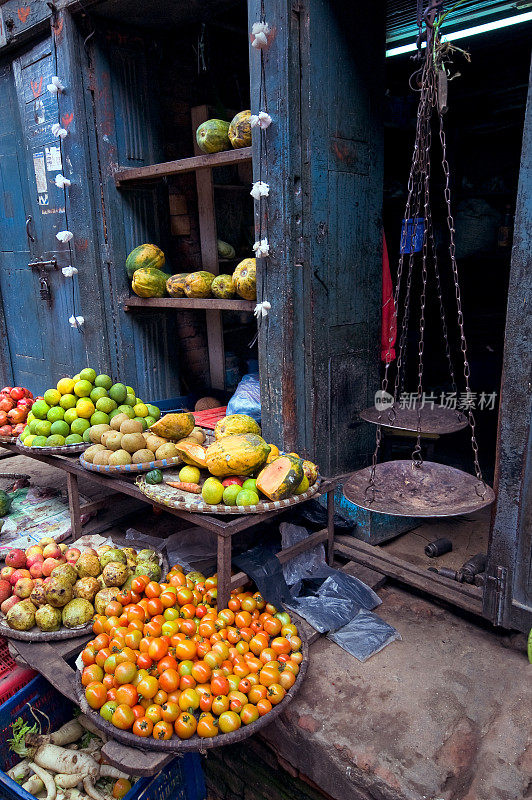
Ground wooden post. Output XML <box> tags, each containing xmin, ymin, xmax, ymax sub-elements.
<box><xmin>217</xmin><ymin>534</ymin><xmax>233</xmax><ymax>612</ymax></box>
<box><xmin>191</xmin><ymin>105</ymin><xmax>225</xmax><ymax>390</ymax></box>
<box><xmin>327</xmin><ymin>488</ymin><xmax>335</xmax><ymax>564</ymax></box>
<box><xmin>67</xmin><ymin>472</ymin><xmax>82</xmax><ymax>540</ymax></box>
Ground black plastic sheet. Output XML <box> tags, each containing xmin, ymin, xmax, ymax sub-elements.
<box><xmin>328</xmin><ymin>610</ymin><xmax>401</xmax><ymax>662</ymax></box>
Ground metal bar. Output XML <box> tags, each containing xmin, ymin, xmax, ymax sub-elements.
<box><xmin>66</xmin><ymin>472</ymin><xmax>82</xmax><ymax>540</ymax></box>
<box><xmin>114</xmin><ymin>147</ymin><xmax>252</xmax><ymax>186</ymax></box>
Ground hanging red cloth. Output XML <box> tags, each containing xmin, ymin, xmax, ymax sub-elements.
<box><xmin>381</xmin><ymin>232</ymin><xmax>396</xmax><ymax>363</ymax></box>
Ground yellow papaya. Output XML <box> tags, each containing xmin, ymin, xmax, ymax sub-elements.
<box><xmin>214</xmin><ymin>414</ymin><xmax>261</xmax><ymax>440</ymax></box>
<box><xmin>205</xmin><ymin>434</ymin><xmax>270</xmax><ymax>478</ymax></box>
<box><xmin>149</xmin><ymin>413</ymin><xmax>195</xmax><ymax>441</ymax></box>
<box><xmin>256</xmin><ymin>455</ymin><xmax>304</xmax><ymax>501</ymax></box>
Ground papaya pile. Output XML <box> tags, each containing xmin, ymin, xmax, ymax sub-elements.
<box><xmin>166</xmin><ymin>259</ymin><xmax>257</xmax><ymax>302</ymax></box>
<box><xmin>196</xmin><ymin>111</ymin><xmax>252</xmax><ymax>154</ymax></box>
<box><xmin>150</xmin><ymin>413</ymin><xmax>319</xmax><ymax>508</ymax></box>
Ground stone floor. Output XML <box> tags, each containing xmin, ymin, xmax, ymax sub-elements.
<box><xmin>1</xmin><ymin>451</ymin><xmax>531</xmax><ymax>800</ymax></box>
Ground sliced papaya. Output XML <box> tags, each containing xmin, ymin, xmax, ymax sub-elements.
<box><xmin>256</xmin><ymin>455</ymin><xmax>304</xmax><ymax>501</ymax></box>
<box><xmin>174</xmin><ymin>441</ymin><xmax>207</xmax><ymax>468</ymax></box>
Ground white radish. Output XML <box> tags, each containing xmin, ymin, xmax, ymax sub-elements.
<box><xmin>50</xmin><ymin>721</ymin><xmax>84</xmax><ymax>746</ymax></box>
<box><xmin>78</xmin><ymin>715</ymin><xmax>106</xmax><ymax>740</ymax></box>
<box><xmin>22</xmin><ymin>774</ymin><xmax>45</xmax><ymax>793</ymax></box>
<box><xmin>83</xmin><ymin>778</ymin><xmax>107</xmax><ymax>800</ymax></box>
<box><xmin>29</xmin><ymin>761</ymin><xmax>57</xmax><ymax>800</ymax></box>
<box><xmin>100</xmin><ymin>764</ymin><xmax>129</xmax><ymax>779</ymax></box>
<box><xmin>34</xmin><ymin>744</ymin><xmax>99</xmax><ymax>779</ymax></box>
<box><xmin>55</xmin><ymin>773</ymin><xmax>82</xmax><ymax>788</ymax></box>
<box><xmin>7</xmin><ymin>760</ymin><xmax>30</xmax><ymax>781</ymax></box>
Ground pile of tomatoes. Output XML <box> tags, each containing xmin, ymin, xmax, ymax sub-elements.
<box><xmin>0</xmin><ymin>386</ymin><xmax>34</xmax><ymax>439</ymax></box>
<box><xmin>80</xmin><ymin>565</ymin><xmax>303</xmax><ymax>741</ymax></box>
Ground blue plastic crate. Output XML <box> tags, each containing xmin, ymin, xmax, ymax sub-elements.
<box><xmin>0</xmin><ymin>675</ymin><xmax>205</xmax><ymax>800</ymax></box>
<box><xmin>149</xmin><ymin>395</ymin><xmax>198</xmax><ymax>414</ymax></box>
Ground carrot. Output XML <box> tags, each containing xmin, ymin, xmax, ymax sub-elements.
<box><xmin>166</xmin><ymin>481</ymin><xmax>201</xmax><ymax>493</ymax></box>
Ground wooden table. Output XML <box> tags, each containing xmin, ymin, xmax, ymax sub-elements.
<box><xmin>1</xmin><ymin>443</ymin><xmax>336</xmax><ymax>609</ymax></box>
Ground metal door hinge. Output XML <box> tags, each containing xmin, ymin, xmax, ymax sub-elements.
<box><xmin>486</xmin><ymin>565</ymin><xmax>508</xmax><ymax>626</ymax></box>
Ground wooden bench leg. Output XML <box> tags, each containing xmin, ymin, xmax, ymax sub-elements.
<box><xmin>217</xmin><ymin>534</ymin><xmax>232</xmax><ymax>611</ymax></box>
<box><xmin>327</xmin><ymin>488</ymin><xmax>335</xmax><ymax>564</ymax></box>
<box><xmin>67</xmin><ymin>472</ymin><xmax>82</xmax><ymax>540</ymax></box>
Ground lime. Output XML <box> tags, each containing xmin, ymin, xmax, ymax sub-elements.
<box><xmin>71</xmin><ymin>418</ymin><xmax>90</xmax><ymax>435</ymax></box>
<box><xmin>109</xmin><ymin>383</ymin><xmax>127</xmax><ymax>404</ymax></box>
<box><xmin>65</xmin><ymin>433</ymin><xmax>83</xmax><ymax>445</ymax></box>
<box><xmin>79</xmin><ymin>368</ymin><xmax>97</xmax><ymax>383</ymax></box>
<box><xmin>74</xmin><ymin>380</ymin><xmax>93</xmax><ymax>397</ymax></box>
<box><xmin>57</xmin><ymin>377</ymin><xmax>75</xmax><ymax>395</ymax></box>
<box><xmin>133</xmin><ymin>402</ymin><xmax>148</xmax><ymax>418</ymax></box>
<box><xmin>27</xmin><ymin>411</ymin><xmax>35</xmax><ymax>423</ymax></box>
<box><xmin>47</xmin><ymin>406</ymin><xmax>65</xmax><ymax>423</ymax></box>
<box><xmin>50</xmin><ymin>420</ymin><xmax>70</xmax><ymax>438</ymax></box>
<box><xmin>59</xmin><ymin>393</ymin><xmax>77</xmax><ymax>410</ymax></box>
<box><xmin>29</xmin><ymin>419</ymin><xmax>40</xmax><ymax>435</ymax></box>
<box><xmin>90</xmin><ymin>411</ymin><xmax>110</xmax><ymax>426</ymax></box>
<box><xmin>201</xmin><ymin>477</ymin><xmax>224</xmax><ymax>505</ymax></box>
<box><xmin>117</xmin><ymin>405</ymin><xmax>135</xmax><ymax>419</ymax></box>
<box><xmin>32</xmin><ymin>400</ymin><xmax>50</xmax><ymax>420</ymax></box>
<box><xmin>126</xmin><ymin>386</ymin><xmax>135</xmax><ymax>395</ymax></box>
<box><xmin>64</xmin><ymin>408</ymin><xmax>78</xmax><ymax>425</ymax></box>
<box><xmin>96</xmin><ymin>397</ymin><xmax>117</xmax><ymax>414</ymax></box>
<box><xmin>109</xmin><ymin>409</ymin><xmax>121</xmax><ymax>420</ymax></box>
<box><xmin>223</xmin><ymin>484</ymin><xmax>241</xmax><ymax>506</ymax></box>
<box><xmin>135</xmin><ymin>416</ymin><xmax>148</xmax><ymax>430</ymax></box>
<box><xmin>83</xmin><ymin>428</ymin><xmax>92</xmax><ymax>442</ymax></box>
<box><xmin>179</xmin><ymin>466</ymin><xmax>201</xmax><ymax>483</ymax></box>
<box><xmin>95</xmin><ymin>374</ymin><xmax>113</xmax><ymax>390</ymax></box>
<box><xmin>46</xmin><ymin>434</ymin><xmax>66</xmax><ymax>447</ymax></box>
<box><xmin>124</xmin><ymin>393</ymin><xmax>136</xmax><ymax>407</ymax></box>
<box><xmin>294</xmin><ymin>475</ymin><xmax>309</xmax><ymax>495</ymax></box>
<box><xmin>35</xmin><ymin>420</ymin><xmax>52</xmax><ymax>437</ymax></box>
<box><xmin>44</xmin><ymin>388</ymin><xmax>61</xmax><ymax>407</ymax></box>
<box><xmin>24</xmin><ymin>435</ymin><xmax>36</xmax><ymax>446</ymax></box>
<box><xmin>72</xmin><ymin>373</ymin><xmax>80</xmax><ymax>381</ymax></box>
<box><xmin>144</xmin><ymin>416</ymin><xmax>156</xmax><ymax>428</ymax></box>
<box><xmin>76</xmin><ymin>399</ymin><xmax>95</xmax><ymax>419</ymax></box>
<box><xmin>242</xmin><ymin>478</ymin><xmax>257</xmax><ymax>492</ymax></box>
<box><xmin>31</xmin><ymin>436</ymin><xmax>48</xmax><ymax>447</ymax></box>
<box><xmin>90</xmin><ymin>386</ymin><xmax>107</xmax><ymax>403</ymax></box>
<box><xmin>236</xmin><ymin>489</ymin><xmax>260</xmax><ymax>506</ymax></box>
<box><xmin>146</xmin><ymin>404</ymin><xmax>161</xmax><ymax>421</ymax></box>
<box><xmin>20</xmin><ymin>426</ymin><xmax>30</xmax><ymax>441</ymax></box>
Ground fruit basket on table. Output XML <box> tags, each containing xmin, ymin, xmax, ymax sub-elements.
<box><xmin>0</xmin><ymin>541</ymin><xmax>167</xmax><ymax>642</ymax></box>
<box><xmin>16</xmin><ymin>436</ymin><xmax>89</xmax><ymax>455</ymax></box>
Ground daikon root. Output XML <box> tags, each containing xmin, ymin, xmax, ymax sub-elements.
<box><xmin>29</xmin><ymin>761</ymin><xmax>57</xmax><ymax>800</ymax></box>
<box><xmin>83</xmin><ymin>777</ymin><xmax>107</xmax><ymax>800</ymax></box>
<box><xmin>7</xmin><ymin>760</ymin><xmax>30</xmax><ymax>781</ymax></box>
<box><xmin>22</xmin><ymin>773</ymin><xmax>45</xmax><ymax>794</ymax></box>
<box><xmin>50</xmin><ymin>721</ymin><xmax>84</xmax><ymax>746</ymax></box>
<box><xmin>55</xmin><ymin>773</ymin><xmax>82</xmax><ymax>788</ymax></box>
<box><xmin>34</xmin><ymin>743</ymin><xmax>99</xmax><ymax>779</ymax></box>
<box><xmin>100</xmin><ymin>764</ymin><xmax>129</xmax><ymax>779</ymax></box>
<box><xmin>78</xmin><ymin>715</ymin><xmax>106</xmax><ymax>741</ymax></box>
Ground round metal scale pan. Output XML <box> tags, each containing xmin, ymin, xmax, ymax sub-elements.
<box><xmin>359</xmin><ymin>406</ymin><xmax>468</xmax><ymax>435</ymax></box>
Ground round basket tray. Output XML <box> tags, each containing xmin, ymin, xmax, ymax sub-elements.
<box><xmin>16</xmin><ymin>437</ymin><xmax>89</xmax><ymax>455</ymax></box>
<box><xmin>76</xmin><ymin>634</ymin><xmax>309</xmax><ymax>751</ymax></box>
<box><xmin>135</xmin><ymin>470</ymin><xmax>322</xmax><ymax>514</ymax></box>
<box><xmin>0</xmin><ymin>616</ymin><xmax>92</xmax><ymax>642</ymax></box>
<box><xmin>0</xmin><ymin>435</ymin><xmax>17</xmax><ymax>444</ymax></box>
<box><xmin>79</xmin><ymin>454</ymin><xmax>183</xmax><ymax>475</ymax></box>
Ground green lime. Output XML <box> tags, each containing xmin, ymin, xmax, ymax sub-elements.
<box><xmin>79</xmin><ymin>368</ymin><xmax>97</xmax><ymax>383</ymax></box>
<box><xmin>146</xmin><ymin>404</ymin><xmax>161</xmax><ymax>421</ymax></box>
<box><xmin>26</xmin><ymin>411</ymin><xmax>35</xmax><ymax>423</ymax></box>
<box><xmin>135</xmin><ymin>416</ymin><xmax>148</xmax><ymax>430</ymax></box>
<box><xmin>64</xmin><ymin>408</ymin><xmax>78</xmax><ymax>425</ymax></box>
<box><xmin>242</xmin><ymin>478</ymin><xmax>257</xmax><ymax>492</ymax></box>
<box><xmin>133</xmin><ymin>402</ymin><xmax>148</xmax><ymax>418</ymax></box>
<box><xmin>223</xmin><ymin>484</ymin><xmax>241</xmax><ymax>506</ymax></box>
<box><xmin>90</xmin><ymin>386</ymin><xmax>107</xmax><ymax>403</ymax></box>
<box><xmin>72</xmin><ymin>373</ymin><xmax>80</xmax><ymax>381</ymax></box>
<box><xmin>71</xmin><ymin>418</ymin><xmax>90</xmax><ymax>435</ymax></box>
<box><xmin>20</xmin><ymin>426</ymin><xmax>30</xmax><ymax>441</ymax></box>
<box><xmin>235</xmin><ymin>489</ymin><xmax>260</xmax><ymax>506</ymax></box>
<box><xmin>96</xmin><ymin>396</ymin><xmax>117</xmax><ymax>414</ymax></box>
<box><xmin>32</xmin><ymin>400</ymin><xmax>51</xmax><ymax>420</ymax></box>
<box><xmin>74</xmin><ymin>380</ymin><xmax>93</xmax><ymax>397</ymax></box>
<box><xmin>24</xmin><ymin>435</ymin><xmax>36</xmax><ymax>446</ymax></box>
<box><xmin>59</xmin><ymin>393</ymin><xmax>77</xmax><ymax>410</ymax></box>
<box><xmin>179</xmin><ymin>466</ymin><xmax>201</xmax><ymax>483</ymax></box>
<box><xmin>90</xmin><ymin>411</ymin><xmax>110</xmax><ymax>426</ymax></box>
<box><xmin>201</xmin><ymin>477</ymin><xmax>224</xmax><ymax>505</ymax></box>
<box><xmin>47</xmin><ymin>406</ymin><xmax>65</xmax><ymax>423</ymax></box>
<box><xmin>44</xmin><ymin>388</ymin><xmax>61</xmax><ymax>407</ymax></box>
<box><xmin>126</xmin><ymin>386</ymin><xmax>135</xmax><ymax>395</ymax></box>
<box><xmin>65</xmin><ymin>433</ymin><xmax>83</xmax><ymax>445</ymax></box>
<box><xmin>109</xmin><ymin>409</ymin><xmax>121</xmax><ymax>420</ymax></box>
<box><xmin>95</xmin><ymin>374</ymin><xmax>113</xmax><ymax>390</ymax></box>
<box><xmin>35</xmin><ymin>420</ymin><xmax>52</xmax><ymax>437</ymax></box>
<box><xmin>124</xmin><ymin>393</ymin><xmax>136</xmax><ymax>407</ymax></box>
<box><xmin>50</xmin><ymin>420</ymin><xmax>70</xmax><ymax>437</ymax></box>
<box><xmin>144</xmin><ymin>416</ymin><xmax>156</xmax><ymax>428</ymax></box>
<box><xmin>31</xmin><ymin>436</ymin><xmax>48</xmax><ymax>447</ymax></box>
<box><xmin>117</xmin><ymin>404</ymin><xmax>135</xmax><ymax>419</ymax></box>
<box><xmin>46</xmin><ymin>434</ymin><xmax>66</xmax><ymax>447</ymax></box>
<box><xmin>83</xmin><ymin>428</ymin><xmax>92</xmax><ymax>442</ymax></box>
<box><xmin>109</xmin><ymin>383</ymin><xmax>127</xmax><ymax>404</ymax></box>
<box><xmin>29</xmin><ymin>419</ymin><xmax>40</xmax><ymax>435</ymax></box>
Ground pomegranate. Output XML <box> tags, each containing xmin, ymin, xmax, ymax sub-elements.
<box><xmin>7</xmin><ymin>407</ymin><xmax>27</xmax><ymax>424</ymax></box>
<box><xmin>0</xmin><ymin>387</ymin><xmax>13</xmax><ymax>394</ymax></box>
<box><xmin>0</xmin><ymin>396</ymin><xmax>15</xmax><ymax>413</ymax></box>
<box><xmin>0</xmin><ymin>425</ymin><xmax>13</xmax><ymax>437</ymax></box>
<box><xmin>10</xmin><ymin>387</ymin><xmax>25</xmax><ymax>401</ymax></box>
<box><xmin>222</xmin><ymin>477</ymin><xmax>245</xmax><ymax>487</ymax></box>
<box><xmin>5</xmin><ymin>549</ymin><xmax>27</xmax><ymax>569</ymax></box>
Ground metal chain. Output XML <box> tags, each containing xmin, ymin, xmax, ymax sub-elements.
<box><xmin>438</xmin><ymin>111</ymin><xmax>486</xmax><ymax>493</ymax></box>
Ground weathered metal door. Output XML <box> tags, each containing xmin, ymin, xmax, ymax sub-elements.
<box><xmin>484</xmin><ymin>57</ymin><xmax>532</xmax><ymax>634</ymax></box>
<box><xmin>0</xmin><ymin>37</ymin><xmax>86</xmax><ymax>392</ymax></box>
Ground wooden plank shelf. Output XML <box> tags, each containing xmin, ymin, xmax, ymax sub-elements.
<box><xmin>114</xmin><ymin>147</ymin><xmax>252</xmax><ymax>186</ymax></box>
<box><xmin>123</xmin><ymin>296</ymin><xmax>255</xmax><ymax>312</ymax></box>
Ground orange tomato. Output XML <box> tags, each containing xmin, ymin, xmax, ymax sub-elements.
<box><xmin>160</xmin><ymin>590</ymin><xmax>177</xmax><ymax>608</ymax></box>
<box><xmin>147</xmin><ymin>598</ymin><xmax>164</xmax><ymax>617</ymax></box>
<box><xmin>256</xmin><ymin>698</ymin><xmax>272</xmax><ymax>716</ymax></box>
<box><xmin>81</xmin><ymin>645</ymin><xmax>96</xmax><ymax>666</ymax></box>
<box><xmin>210</xmin><ymin>675</ymin><xmax>229</xmax><ymax>696</ymax></box>
<box><xmin>211</xmin><ymin>695</ymin><xmax>230</xmax><ymax>716</ymax></box>
<box><xmin>111</xmin><ymin>703</ymin><xmax>134</xmax><ymax>730</ymax></box>
<box><xmin>178</xmin><ymin>688</ymin><xmax>200</xmax><ymax>712</ymax></box>
<box><xmin>197</xmin><ymin>713</ymin><xmax>218</xmax><ymax>738</ymax></box>
<box><xmin>234</xmin><ymin>611</ymin><xmax>252</xmax><ymax>629</ymax></box>
<box><xmin>93</xmin><ymin>633</ymin><xmax>110</xmax><ymax>651</ymax></box>
<box><xmin>159</xmin><ymin>668</ymin><xmax>180</xmax><ymax>693</ymax></box>
<box><xmin>191</xmin><ymin>661</ymin><xmax>212</xmax><ymax>684</ymax></box>
<box><xmin>116</xmin><ymin>684</ymin><xmax>138</xmax><ymax>707</ymax></box>
<box><xmin>153</xmin><ymin>721</ymin><xmax>173</xmax><ymax>740</ymax></box>
<box><xmin>174</xmin><ymin>712</ymin><xmax>197</xmax><ymax>739</ymax></box>
<box><xmin>174</xmin><ymin>639</ymin><xmax>197</xmax><ymax>661</ymax></box>
<box><xmin>114</xmin><ymin>662</ymin><xmax>137</xmax><ymax>685</ymax></box>
<box><xmin>145</xmin><ymin>581</ymin><xmax>162</xmax><ymax>598</ymax></box>
<box><xmin>105</xmin><ymin>600</ymin><xmax>123</xmax><ymax>618</ymax></box>
<box><xmin>279</xmin><ymin>670</ymin><xmax>296</xmax><ymax>690</ymax></box>
<box><xmin>137</xmin><ymin>676</ymin><xmax>159</xmax><ymax>700</ymax></box>
<box><xmin>132</xmin><ymin>717</ymin><xmax>153</xmax><ymax>737</ymax></box>
<box><xmin>148</xmin><ymin>637</ymin><xmax>168</xmax><ymax>661</ymax></box>
<box><xmin>218</xmin><ymin>710</ymin><xmax>241</xmax><ymax>733</ymax></box>
<box><xmin>240</xmin><ymin>703</ymin><xmax>260</xmax><ymax>725</ymax></box>
<box><xmin>145</xmin><ymin>704</ymin><xmax>162</xmax><ymax>724</ymax></box>
<box><xmin>85</xmin><ymin>682</ymin><xmax>107</xmax><ymax>709</ymax></box>
<box><xmin>248</xmin><ymin>684</ymin><xmax>268</xmax><ymax>704</ymax></box>
<box><xmin>144</xmin><ymin>619</ymin><xmax>162</xmax><ymax>638</ymax></box>
<box><xmin>160</xmin><ymin>701</ymin><xmax>180</xmax><ymax>722</ymax></box>
<box><xmin>264</xmin><ymin>617</ymin><xmax>282</xmax><ymax>636</ymax></box>
<box><xmin>153</xmin><ymin>690</ymin><xmax>168</xmax><ymax>707</ymax></box>
<box><xmin>82</xmin><ymin>664</ymin><xmax>103</xmax><ymax>687</ymax></box>
<box><xmin>267</xmin><ymin>683</ymin><xmax>286</xmax><ymax>705</ymax></box>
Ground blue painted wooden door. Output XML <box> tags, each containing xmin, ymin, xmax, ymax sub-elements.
<box><xmin>0</xmin><ymin>37</ymin><xmax>85</xmax><ymax>394</ymax></box>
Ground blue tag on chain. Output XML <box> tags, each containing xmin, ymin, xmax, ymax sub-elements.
<box><xmin>400</xmin><ymin>217</ymin><xmax>425</xmax><ymax>254</ymax></box>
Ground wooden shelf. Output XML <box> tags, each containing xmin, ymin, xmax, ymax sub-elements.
<box><xmin>114</xmin><ymin>147</ymin><xmax>252</xmax><ymax>187</ymax></box>
<box><xmin>123</xmin><ymin>296</ymin><xmax>255</xmax><ymax>312</ymax></box>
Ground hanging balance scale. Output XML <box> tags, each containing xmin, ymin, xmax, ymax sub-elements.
<box><xmin>345</xmin><ymin>2</ymin><xmax>495</xmax><ymax>518</ymax></box>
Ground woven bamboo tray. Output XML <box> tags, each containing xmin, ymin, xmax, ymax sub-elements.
<box><xmin>135</xmin><ymin>471</ymin><xmax>322</xmax><ymax>514</ymax></box>
<box><xmin>79</xmin><ymin>454</ymin><xmax>183</xmax><ymax>475</ymax></box>
<box><xmin>0</xmin><ymin>617</ymin><xmax>93</xmax><ymax>642</ymax></box>
<box><xmin>76</xmin><ymin>634</ymin><xmax>309</xmax><ymax>751</ymax></box>
<box><xmin>16</xmin><ymin>437</ymin><xmax>89</xmax><ymax>455</ymax></box>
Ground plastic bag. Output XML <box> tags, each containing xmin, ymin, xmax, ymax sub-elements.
<box><xmin>280</xmin><ymin>523</ymin><xmax>326</xmax><ymax>586</ymax></box>
<box><xmin>226</xmin><ymin>373</ymin><xmax>261</xmax><ymax>422</ymax></box>
<box><xmin>161</xmin><ymin>529</ymin><xmax>217</xmax><ymax>574</ymax></box>
<box><xmin>286</xmin><ymin>595</ymin><xmax>360</xmax><ymax>633</ymax></box>
<box><xmin>285</xmin><ymin>498</ymin><xmax>355</xmax><ymax>534</ymax></box>
<box><xmin>233</xmin><ymin>545</ymin><xmax>292</xmax><ymax>609</ymax></box>
<box><xmin>328</xmin><ymin>610</ymin><xmax>401</xmax><ymax>661</ymax></box>
<box><xmin>317</xmin><ymin>573</ymin><xmax>381</xmax><ymax>611</ymax></box>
